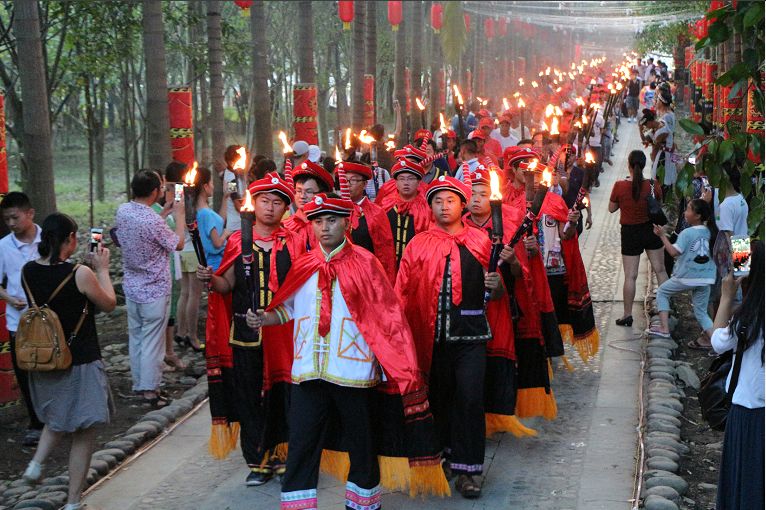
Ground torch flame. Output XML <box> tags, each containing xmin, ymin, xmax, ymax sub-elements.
<box><xmin>513</xmin><ymin>91</ymin><xmax>520</xmax><ymax>98</ymax></box>
<box><xmin>554</xmin><ymin>106</ymin><xmax>563</xmax><ymax>116</ymax></box>
<box><xmin>541</xmin><ymin>120</ymin><xmax>549</xmax><ymax>132</ymax></box>
<box><xmin>574</xmin><ymin>120</ymin><xmax>582</xmax><ymax>129</ymax></box>
<box><xmin>582</xmin><ymin>196</ymin><xmax>590</xmax><ymax>207</ymax></box>
<box><xmin>439</xmin><ymin>112</ymin><xmax>448</xmax><ymax>132</ymax></box>
<box><xmin>278</xmin><ymin>131</ymin><xmax>292</xmax><ymax>154</ymax></box>
<box><xmin>517</xmin><ymin>98</ymin><xmax>526</xmax><ymax>108</ymax></box>
<box><xmin>550</xmin><ymin>117</ymin><xmax>560</xmax><ymax>135</ymax></box>
<box><xmin>344</xmin><ymin>128</ymin><xmax>352</xmax><ymax>150</ymax></box>
<box><xmin>184</xmin><ymin>161</ymin><xmax>198</xmax><ymax>185</ymax></box>
<box><xmin>335</xmin><ymin>147</ymin><xmax>342</xmax><ymax>164</ymax></box>
<box><xmin>415</xmin><ymin>97</ymin><xmax>426</xmax><ymax>111</ymax></box>
<box><xmin>616</xmin><ymin>82</ymin><xmax>624</xmax><ymax>91</ymax></box>
<box><xmin>575</xmin><ymin>97</ymin><xmax>585</xmax><ymax>107</ymax></box>
<box><xmin>526</xmin><ymin>159</ymin><xmax>538</xmax><ymax>172</ymax></box>
<box><xmin>503</xmin><ymin>97</ymin><xmax>510</xmax><ymax>112</ymax></box>
<box><xmin>545</xmin><ymin>104</ymin><xmax>554</xmax><ymax>118</ymax></box>
<box><xmin>453</xmin><ymin>85</ymin><xmax>464</xmax><ymax>106</ymax></box>
<box><xmin>385</xmin><ymin>140</ymin><xmax>396</xmax><ymax>151</ymax></box>
<box><xmin>233</xmin><ymin>147</ymin><xmax>247</xmax><ymax>171</ymax></box>
<box><xmin>541</xmin><ymin>168</ymin><xmax>553</xmax><ymax>187</ymax></box>
<box><xmin>532</xmin><ymin>81</ymin><xmax>539</xmax><ymax>88</ymax></box>
<box><xmin>358</xmin><ymin>129</ymin><xmax>375</xmax><ymax>145</ymax></box>
<box><xmin>585</xmin><ymin>151</ymin><xmax>595</xmax><ymax>164</ymax></box>
<box><xmin>489</xmin><ymin>170</ymin><xmax>502</xmax><ymax>201</ymax></box>
<box><xmin>518</xmin><ymin>78</ymin><xmax>524</xmax><ymax>86</ymax></box>
<box><xmin>582</xmin><ymin>113</ymin><xmax>589</xmax><ymax>124</ymax></box>
<box><xmin>240</xmin><ymin>189</ymin><xmax>255</xmax><ymax>212</ymax></box>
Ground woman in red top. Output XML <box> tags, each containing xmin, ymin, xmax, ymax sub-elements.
<box><xmin>608</xmin><ymin>150</ymin><xmax>669</xmax><ymax>327</ymax></box>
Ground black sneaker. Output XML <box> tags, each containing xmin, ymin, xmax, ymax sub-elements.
<box><xmin>23</xmin><ymin>429</ymin><xmax>42</xmax><ymax>447</ymax></box>
<box><xmin>246</xmin><ymin>469</ymin><xmax>273</xmax><ymax>486</ymax></box>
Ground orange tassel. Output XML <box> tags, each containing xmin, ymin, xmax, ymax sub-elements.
<box><xmin>516</xmin><ymin>388</ymin><xmax>558</xmax><ymax>420</ymax></box>
<box><xmin>485</xmin><ymin>413</ymin><xmax>538</xmax><ymax>438</ymax></box>
<box><xmin>408</xmin><ymin>463</ymin><xmax>451</xmax><ymax>498</ymax></box>
<box><xmin>319</xmin><ymin>449</ymin><xmax>350</xmax><ymax>482</ymax></box>
<box><xmin>208</xmin><ymin>422</ymin><xmax>240</xmax><ymax>460</ymax></box>
<box><xmin>378</xmin><ymin>456</ymin><xmax>411</xmax><ymax>491</ymax></box>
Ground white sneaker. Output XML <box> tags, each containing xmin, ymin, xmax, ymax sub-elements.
<box><xmin>22</xmin><ymin>460</ymin><xmax>42</xmax><ymax>483</ymax></box>
<box><xmin>63</xmin><ymin>504</ymin><xmax>83</xmax><ymax>510</ymax></box>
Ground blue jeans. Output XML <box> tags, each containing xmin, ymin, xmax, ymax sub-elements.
<box><xmin>656</xmin><ymin>278</ymin><xmax>713</xmax><ymax>331</ymax></box>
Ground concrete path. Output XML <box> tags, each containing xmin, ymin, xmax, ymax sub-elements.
<box><xmin>85</xmin><ymin>121</ymin><xmax>653</xmax><ymax>510</ymax></box>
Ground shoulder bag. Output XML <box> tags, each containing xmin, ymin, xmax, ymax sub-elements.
<box><xmin>698</xmin><ymin>331</ymin><xmax>745</xmax><ymax>431</ymax></box>
<box><xmin>647</xmin><ymin>178</ymin><xmax>668</xmax><ymax>226</ymax></box>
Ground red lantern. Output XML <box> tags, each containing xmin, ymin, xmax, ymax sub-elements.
<box><xmin>388</xmin><ymin>1</ymin><xmax>402</xmax><ymax>31</ymax></box>
<box><xmin>484</xmin><ymin>17</ymin><xmax>494</xmax><ymax>39</ymax></box>
<box><xmin>234</xmin><ymin>0</ymin><xmax>252</xmax><ymax>9</ymax></box>
<box><xmin>338</xmin><ymin>1</ymin><xmax>354</xmax><ymax>31</ymax></box>
<box><xmin>430</xmin><ymin>3</ymin><xmax>443</xmax><ymax>33</ymax></box>
<box><xmin>497</xmin><ymin>17</ymin><xmax>508</xmax><ymax>37</ymax></box>
<box><xmin>464</xmin><ymin>13</ymin><xmax>471</xmax><ymax>32</ymax></box>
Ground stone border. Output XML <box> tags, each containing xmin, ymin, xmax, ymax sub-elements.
<box><xmin>640</xmin><ymin>304</ymin><xmax>702</xmax><ymax>510</ymax></box>
<box><xmin>0</xmin><ymin>378</ymin><xmax>209</xmax><ymax>510</ymax></box>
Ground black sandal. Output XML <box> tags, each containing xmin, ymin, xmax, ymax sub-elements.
<box><xmin>184</xmin><ymin>336</ymin><xmax>205</xmax><ymax>353</ymax></box>
<box><xmin>455</xmin><ymin>475</ymin><xmax>481</xmax><ymax>499</ymax></box>
<box><xmin>145</xmin><ymin>394</ymin><xmax>171</xmax><ymax>409</ymax></box>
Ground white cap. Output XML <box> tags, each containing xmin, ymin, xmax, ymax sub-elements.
<box><xmin>292</xmin><ymin>140</ymin><xmax>309</xmax><ymax>156</ymax></box>
<box><xmin>307</xmin><ymin>145</ymin><xmax>321</xmax><ymax>163</ymax></box>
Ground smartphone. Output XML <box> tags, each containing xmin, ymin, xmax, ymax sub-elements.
<box><xmin>89</xmin><ymin>228</ymin><xmax>103</xmax><ymax>252</ymax></box>
<box><xmin>174</xmin><ymin>183</ymin><xmax>184</xmax><ymax>202</ymax></box>
<box><xmin>688</xmin><ymin>155</ymin><xmax>696</xmax><ymax>165</ymax></box>
<box><xmin>731</xmin><ymin>236</ymin><xmax>751</xmax><ymax>277</ymax></box>
<box><xmin>227</xmin><ymin>181</ymin><xmax>238</xmax><ymax>194</ymax></box>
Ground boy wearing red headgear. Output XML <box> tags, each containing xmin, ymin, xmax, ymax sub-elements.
<box><xmin>396</xmin><ymin>176</ymin><xmax>504</xmax><ymax>499</ymax></box>
<box><xmin>198</xmin><ymin>173</ymin><xmax>306</xmax><ymax>486</ymax></box>
<box><xmin>284</xmin><ymin>160</ymin><xmax>335</xmax><ymax>250</ymax></box>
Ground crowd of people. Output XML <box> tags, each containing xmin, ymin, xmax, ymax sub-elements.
<box><xmin>0</xmin><ymin>52</ymin><xmax>761</xmax><ymax>510</ymax></box>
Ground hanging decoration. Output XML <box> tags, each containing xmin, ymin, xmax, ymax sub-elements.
<box><xmin>484</xmin><ymin>17</ymin><xmax>494</xmax><ymax>39</ymax></box>
<box><xmin>234</xmin><ymin>0</ymin><xmax>252</xmax><ymax>10</ymax></box>
<box><xmin>293</xmin><ymin>83</ymin><xmax>319</xmax><ymax>144</ymax></box>
<box><xmin>363</xmin><ymin>74</ymin><xmax>375</xmax><ymax>127</ymax></box>
<box><xmin>388</xmin><ymin>1</ymin><xmax>402</xmax><ymax>31</ymax></box>
<box><xmin>431</xmin><ymin>3</ymin><xmax>443</xmax><ymax>33</ymax></box>
<box><xmin>464</xmin><ymin>13</ymin><xmax>471</xmax><ymax>32</ymax></box>
<box><xmin>497</xmin><ymin>17</ymin><xmax>508</xmax><ymax>38</ymax></box>
<box><xmin>168</xmin><ymin>86</ymin><xmax>195</xmax><ymax>167</ymax></box>
<box><xmin>338</xmin><ymin>1</ymin><xmax>354</xmax><ymax>31</ymax></box>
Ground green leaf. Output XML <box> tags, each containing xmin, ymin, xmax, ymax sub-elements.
<box><xmin>744</xmin><ymin>1</ymin><xmax>765</xmax><ymax>28</ymax></box>
<box><xmin>741</xmin><ymin>169</ymin><xmax>753</xmax><ymax>197</ymax></box>
<box><xmin>748</xmin><ymin>195</ymin><xmax>764</xmax><ymax>237</ymax></box>
<box><xmin>708</xmin><ymin>22</ymin><xmax>730</xmax><ymax>44</ymax></box>
<box><xmin>728</xmin><ymin>80</ymin><xmax>746</xmax><ymax>100</ymax></box>
<box><xmin>719</xmin><ymin>139</ymin><xmax>735</xmax><ymax>163</ymax></box>
<box><xmin>694</xmin><ymin>37</ymin><xmax>709</xmax><ymax>51</ymax></box>
<box><xmin>679</xmin><ymin>118</ymin><xmax>705</xmax><ymax>135</ymax></box>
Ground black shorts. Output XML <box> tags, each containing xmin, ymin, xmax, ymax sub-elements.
<box><xmin>620</xmin><ymin>222</ymin><xmax>663</xmax><ymax>256</ymax></box>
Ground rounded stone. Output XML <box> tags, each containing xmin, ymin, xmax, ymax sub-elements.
<box><xmin>42</xmin><ymin>491</ymin><xmax>67</xmax><ymax>504</ymax></box>
<box><xmin>126</xmin><ymin>421</ymin><xmax>161</xmax><ymax>438</ymax></box>
<box><xmin>644</xmin><ymin>485</ymin><xmax>680</xmax><ymax>501</ymax></box>
<box><xmin>92</xmin><ymin>453</ymin><xmax>117</xmax><ymax>469</ymax></box>
<box><xmin>647</xmin><ymin>348</ymin><xmax>673</xmax><ymax>359</ymax></box>
<box><xmin>12</xmin><ymin>501</ymin><xmax>55</xmax><ymax>510</ymax></box>
<box><xmin>645</xmin><ymin>476</ymin><xmax>688</xmax><ymax>495</ymax></box>
<box><xmin>9</xmin><ymin>480</ymin><xmax>31</xmax><ymax>489</ymax></box>
<box><xmin>104</xmin><ymin>440</ymin><xmax>137</xmax><ymax>454</ymax></box>
<box><xmin>647</xmin><ymin>457</ymin><xmax>679</xmax><ymax>472</ymax></box>
<box><xmin>40</xmin><ymin>477</ymin><xmax>67</xmax><ymax>487</ymax></box>
<box><xmin>86</xmin><ymin>468</ymin><xmax>98</xmax><ymax>485</ymax></box>
<box><xmin>17</xmin><ymin>491</ymin><xmax>38</xmax><ymax>502</ymax></box>
<box><xmin>648</xmin><ymin>414</ymin><xmax>682</xmax><ymax>427</ymax></box>
<box><xmin>649</xmin><ymin>338</ymin><xmax>679</xmax><ymax>350</ymax></box>
<box><xmin>646</xmin><ymin>437</ymin><xmax>689</xmax><ymax>454</ymax></box>
<box><xmin>36</xmin><ymin>485</ymin><xmax>68</xmax><ymax>495</ymax></box>
<box><xmin>647</xmin><ymin>448</ymin><xmax>680</xmax><ymax>462</ymax></box>
<box><xmin>89</xmin><ymin>459</ymin><xmax>110</xmax><ymax>476</ymax></box>
<box><xmin>647</xmin><ymin>404</ymin><xmax>681</xmax><ymax>418</ymax></box>
<box><xmin>4</xmin><ymin>488</ymin><xmax>30</xmax><ymax>498</ymax></box>
<box><xmin>648</xmin><ymin>421</ymin><xmax>681</xmax><ymax>435</ymax></box>
<box><xmin>96</xmin><ymin>448</ymin><xmax>127</xmax><ymax>462</ymax></box>
<box><xmin>140</xmin><ymin>413</ymin><xmax>170</xmax><ymax>428</ymax></box>
<box><xmin>643</xmin><ymin>494</ymin><xmax>679</xmax><ymax>510</ymax></box>
<box><xmin>650</xmin><ymin>372</ymin><xmax>676</xmax><ymax>383</ymax></box>
<box><xmin>654</xmin><ymin>398</ymin><xmax>683</xmax><ymax>412</ymax></box>
<box><xmin>647</xmin><ymin>431</ymin><xmax>681</xmax><ymax>440</ymax></box>
<box><xmin>648</xmin><ymin>367</ymin><xmax>676</xmax><ymax>375</ymax></box>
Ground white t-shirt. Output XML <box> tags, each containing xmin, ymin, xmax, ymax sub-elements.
<box><xmin>588</xmin><ymin>111</ymin><xmax>604</xmax><ymax>147</ymax></box>
<box><xmin>717</xmin><ymin>194</ymin><xmax>749</xmax><ymax>236</ymax></box>
<box><xmin>711</xmin><ymin>326</ymin><xmax>764</xmax><ymax>409</ymax></box>
<box><xmin>222</xmin><ymin>169</ymin><xmax>241</xmax><ymax>232</ymax></box>
<box><xmin>490</xmin><ymin>128</ymin><xmax>520</xmax><ymax>151</ymax></box>
<box><xmin>510</xmin><ymin>126</ymin><xmax>531</xmax><ymax>141</ymax></box>
<box><xmin>0</xmin><ymin>226</ymin><xmax>41</xmax><ymax>331</ymax></box>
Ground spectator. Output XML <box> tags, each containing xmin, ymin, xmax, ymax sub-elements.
<box><xmin>115</xmin><ymin>170</ymin><xmax>185</xmax><ymax>407</ymax></box>
<box><xmin>194</xmin><ymin>166</ymin><xmax>230</xmax><ymax>272</ymax></box>
<box><xmin>588</xmin><ymin>103</ymin><xmax>605</xmax><ymax>187</ymax></box>
<box><xmin>649</xmin><ymin>199</ymin><xmax>717</xmax><ymax>340</ymax></box>
<box><xmin>20</xmin><ymin>212</ymin><xmax>116</xmax><ymax>510</ymax></box>
<box><xmin>221</xmin><ymin>145</ymin><xmax>245</xmax><ymax>232</ymax></box>
<box><xmin>608</xmin><ymin>150</ymin><xmax>669</xmax><ymax>327</ymax></box>
<box><xmin>650</xmin><ymin>89</ymin><xmax>677</xmax><ymax>195</ymax></box>
<box><xmin>711</xmin><ymin>240</ymin><xmax>764</xmax><ymax>509</ymax></box>
<box><xmin>626</xmin><ymin>70</ymin><xmax>641</xmax><ymax>122</ymax></box>
<box><xmin>154</xmin><ymin>163</ymin><xmax>186</xmax><ymax>372</ymax></box>
<box><xmin>716</xmin><ymin>165</ymin><xmax>749</xmax><ymax>241</ymax></box>
<box><xmin>491</xmin><ymin>114</ymin><xmax>520</xmax><ymax>151</ymax></box>
<box><xmin>640</xmin><ymin>81</ymin><xmax>657</xmax><ymax>111</ymax></box>
<box><xmin>478</xmin><ymin>117</ymin><xmax>503</xmax><ymax>161</ymax></box>
<box><xmin>0</xmin><ymin>192</ymin><xmax>44</xmax><ymax>446</ymax></box>
<box><xmin>455</xmin><ymin>139</ymin><xmax>481</xmax><ymax>182</ymax></box>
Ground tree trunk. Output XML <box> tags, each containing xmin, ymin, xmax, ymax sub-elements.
<box><xmin>251</xmin><ymin>0</ymin><xmax>272</xmax><ymax>157</ymax></box>
<box><xmin>207</xmin><ymin>0</ymin><xmax>225</xmax><ymax>210</ymax></box>
<box><xmin>351</xmin><ymin>4</ymin><xmax>366</xmax><ymax>131</ymax></box>
<box><xmin>365</xmin><ymin>0</ymin><xmax>377</xmax><ymax>122</ymax></box>
<box><xmin>394</xmin><ymin>15</ymin><xmax>407</xmax><ymax>146</ymax></box>
<box><xmin>13</xmin><ymin>0</ymin><xmax>56</xmax><ymax>218</ymax></box>
<box><xmin>121</xmin><ymin>61</ymin><xmax>132</xmax><ymax>197</ymax></box>
<box><xmin>334</xmin><ymin>44</ymin><xmax>350</xmax><ymax>129</ymax></box>
<box><xmin>429</xmin><ymin>22</ymin><xmax>443</xmax><ymax>122</ymax></box>
<box><xmin>142</xmin><ymin>0</ymin><xmax>172</xmax><ymax>170</ymax></box>
<box><xmin>411</xmin><ymin>0</ymin><xmax>423</xmax><ymax>100</ymax></box>
<box><xmin>297</xmin><ymin>0</ymin><xmax>315</xmax><ymax>84</ymax></box>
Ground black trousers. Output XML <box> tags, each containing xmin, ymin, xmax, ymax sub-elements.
<box><xmin>429</xmin><ymin>342</ymin><xmax>486</xmax><ymax>475</ymax></box>
<box><xmin>281</xmin><ymin>380</ymin><xmax>379</xmax><ymax>494</ymax></box>
<box><xmin>231</xmin><ymin>347</ymin><xmax>267</xmax><ymax>470</ymax></box>
<box><xmin>9</xmin><ymin>333</ymin><xmax>44</xmax><ymax>430</ymax></box>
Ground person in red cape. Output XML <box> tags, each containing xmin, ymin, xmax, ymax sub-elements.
<box><xmin>462</xmin><ymin>169</ymin><xmax>538</xmax><ymax>439</ymax></box>
<box><xmin>374</xmin><ymin>157</ymin><xmax>432</xmax><ymax>267</ymax></box>
<box><xmin>501</xmin><ymin>153</ymin><xmax>562</xmax><ymax>420</ymax></box>
<box><xmin>337</xmin><ymin>161</ymin><xmax>397</xmax><ymax>283</ymax></box>
<box><xmin>395</xmin><ymin>176</ymin><xmax>505</xmax><ymax>499</ymax></box>
<box><xmin>247</xmin><ymin>193</ymin><xmax>449</xmax><ymax>509</ymax></box>
<box><xmin>538</xmin><ymin>191</ymin><xmax>600</xmax><ymax>363</ymax></box>
<box><xmin>197</xmin><ymin>173</ymin><xmax>305</xmax><ymax>486</ymax></box>
<box><xmin>283</xmin><ymin>160</ymin><xmax>335</xmax><ymax>250</ymax></box>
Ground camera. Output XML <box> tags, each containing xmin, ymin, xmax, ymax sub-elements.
<box><xmin>89</xmin><ymin>228</ymin><xmax>103</xmax><ymax>252</ymax></box>
<box><xmin>174</xmin><ymin>183</ymin><xmax>184</xmax><ymax>202</ymax></box>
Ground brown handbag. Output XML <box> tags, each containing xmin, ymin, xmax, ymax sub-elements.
<box><xmin>15</xmin><ymin>264</ymin><xmax>88</xmax><ymax>372</ymax></box>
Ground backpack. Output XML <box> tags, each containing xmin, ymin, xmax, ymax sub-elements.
<box><xmin>15</xmin><ymin>264</ymin><xmax>87</xmax><ymax>372</ymax></box>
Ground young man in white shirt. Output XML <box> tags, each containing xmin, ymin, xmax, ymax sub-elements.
<box><xmin>0</xmin><ymin>192</ymin><xmax>44</xmax><ymax>446</ymax></box>
<box><xmin>490</xmin><ymin>114</ymin><xmax>520</xmax><ymax>151</ymax></box>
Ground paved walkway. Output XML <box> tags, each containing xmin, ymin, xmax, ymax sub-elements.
<box><xmin>85</xmin><ymin>121</ymin><xmax>652</xmax><ymax>510</ymax></box>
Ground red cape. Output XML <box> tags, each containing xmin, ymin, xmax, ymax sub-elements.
<box><xmin>351</xmin><ymin>197</ymin><xmax>397</xmax><ymax>283</ymax></box>
<box><xmin>394</xmin><ymin>225</ymin><xmax>491</xmax><ymax>373</ymax></box>
<box><xmin>374</xmin><ymin>180</ymin><xmax>433</xmax><ymax>234</ymax></box>
<box><xmin>283</xmin><ymin>208</ymin><xmax>316</xmax><ymax>250</ymax></box>
<box><xmin>266</xmin><ymin>241</ymin><xmax>424</xmax><ymax>397</ymax></box>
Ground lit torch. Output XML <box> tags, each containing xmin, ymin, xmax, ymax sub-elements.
<box><xmin>415</xmin><ymin>97</ymin><xmax>427</xmax><ymax>129</ymax></box>
<box><xmin>344</xmin><ymin>128</ymin><xmax>352</xmax><ymax>151</ymax></box>
<box><xmin>232</xmin><ymin>146</ymin><xmax>248</xmax><ymax>200</ymax></box>
<box><xmin>550</xmin><ymin>117</ymin><xmax>560</xmax><ymax>136</ymax></box>
<box><xmin>240</xmin><ymin>189</ymin><xmax>256</xmax><ymax>311</ymax></box>
<box><xmin>183</xmin><ymin>163</ymin><xmax>207</xmax><ymax>267</ymax></box>
<box><xmin>517</xmin><ymin>97</ymin><xmax>526</xmax><ymax>140</ymax></box>
<box><xmin>503</xmin><ymin>97</ymin><xmax>510</xmax><ymax>112</ymax></box>
<box><xmin>484</xmin><ymin>169</ymin><xmax>505</xmax><ymax>305</ymax></box>
<box><xmin>358</xmin><ymin>129</ymin><xmax>377</xmax><ymax>164</ymax></box>
<box><xmin>453</xmin><ymin>84</ymin><xmax>466</xmax><ymax>139</ymax></box>
<box><xmin>278</xmin><ymin>131</ymin><xmax>292</xmax><ymax>179</ymax></box>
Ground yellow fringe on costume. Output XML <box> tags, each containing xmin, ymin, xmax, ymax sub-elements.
<box><xmin>485</xmin><ymin>413</ymin><xmax>538</xmax><ymax>438</ymax></box>
<box><xmin>378</xmin><ymin>456</ymin><xmax>411</xmax><ymax>491</ymax></box>
<box><xmin>272</xmin><ymin>442</ymin><xmax>288</xmax><ymax>463</ymax></box>
<box><xmin>559</xmin><ymin>324</ymin><xmax>574</xmax><ymax>347</ymax></box>
<box><xmin>572</xmin><ymin>329</ymin><xmax>601</xmax><ymax>364</ymax></box>
<box><xmin>515</xmin><ymin>388</ymin><xmax>558</xmax><ymax>420</ymax></box>
<box><xmin>320</xmin><ymin>451</ymin><xmax>450</xmax><ymax>497</ymax></box>
<box><xmin>407</xmin><ymin>464</ymin><xmax>451</xmax><ymax>497</ymax></box>
<box><xmin>561</xmin><ymin>355</ymin><xmax>575</xmax><ymax>373</ymax></box>
<box><xmin>208</xmin><ymin>422</ymin><xmax>240</xmax><ymax>459</ymax></box>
